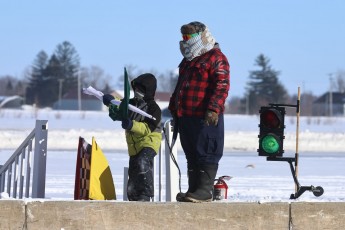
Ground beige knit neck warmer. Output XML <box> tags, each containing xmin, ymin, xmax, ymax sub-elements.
<box><xmin>179</xmin><ymin>27</ymin><xmax>216</xmax><ymax>61</ymax></box>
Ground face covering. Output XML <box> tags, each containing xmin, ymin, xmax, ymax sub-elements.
<box><xmin>179</xmin><ymin>27</ymin><xmax>216</xmax><ymax>61</ymax></box>
<box><xmin>134</xmin><ymin>89</ymin><xmax>145</xmax><ymax>100</ymax></box>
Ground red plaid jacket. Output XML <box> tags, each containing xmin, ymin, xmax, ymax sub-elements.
<box><xmin>169</xmin><ymin>46</ymin><xmax>230</xmax><ymax>118</ymax></box>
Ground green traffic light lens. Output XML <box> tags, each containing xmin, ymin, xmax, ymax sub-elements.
<box><xmin>262</xmin><ymin>135</ymin><xmax>280</xmax><ymax>154</ymax></box>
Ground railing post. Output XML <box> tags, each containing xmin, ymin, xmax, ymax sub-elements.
<box><xmin>164</xmin><ymin>120</ymin><xmax>179</xmax><ymax>201</ymax></box>
<box><xmin>0</xmin><ymin>165</ymin><xmax>3</xmax><ymax>193</ymax></box>
<box><xmin>123</xmin><ymin>167</ymin><xmax>128</xmax><ymax>201</ymax></box>
<box><xmin>32</xmin><ymin>120</ymin><xmax>48</xmax><ymax>198</ymax></box>
<box><xmin>158</xmin><ymin>144</ymin><xmax>162</xmax><ymax>201</ymax></box>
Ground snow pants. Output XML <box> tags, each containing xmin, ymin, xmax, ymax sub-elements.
<box><xmin>178</xmin><ymin>114</ymin><xmax>224</xmax><ymax>167</ymax></box>
<box><xmin>127</xmin><ymin>147</ymin><xmax>156</xmax><ymax>201</ymax></box>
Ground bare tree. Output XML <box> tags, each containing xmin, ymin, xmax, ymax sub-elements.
<box><xmin>227</xmin><ymin>96</ymin><xmax>244</xmax><ymax>114</ymax></box>
<box><xmin>0</xmin><ymin>75</ymin><xmax>27</xmax><ymax>96</ymax></box>
<box><xmin>156</xmin><ymin>69</ymin><xmax>178</xmax><ymax>93</ymax></box>
<box><xmin>114</xmin><ymin>65</ymin><xmax>178</xmax><ymax>93</ymax></box>
<box><xmin>114</xmin><ymin>65</ymin><xmax>140</xmax><ymax>90</ymax></box>
<box><xmin>334</xmin><ymin>70</ymin><xmax>345</xmax><ymax>93</ymax></box>
<box><xmin>80</xmin><ymin>65</ymin><xmax>113</xmax><ymax>91</ymax></box>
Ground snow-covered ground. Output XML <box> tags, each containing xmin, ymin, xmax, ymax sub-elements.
<box><xmin>0</xmin><ymin>108</ymin><xmax>345</xmax><ymax>201</ymax></box>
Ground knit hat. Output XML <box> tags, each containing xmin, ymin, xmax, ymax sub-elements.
<box><xmin>180</xmin><ymin>21</ymin><xmax>206</xmax><ymax>34</ymax></box>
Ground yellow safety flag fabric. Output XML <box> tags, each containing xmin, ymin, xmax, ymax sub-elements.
<box><xmin>89</xmin><ymin>137</ymin><xmax>116</xmax><ymax>200</ymax></box>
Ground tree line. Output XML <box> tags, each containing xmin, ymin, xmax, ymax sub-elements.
<box><xmin>0</xmin><ymin>41</ymin><xmax>344</xmax><ymax>115</ymax></box>
<box><xmin>228</xmin><ymin>54</ymin><xmax>345</xmax><ymax>116</ymax></box>
<box><xmin>0</xmin><ymin>40</ymin><xmax>178</xmax><ymax>108</ymax></box>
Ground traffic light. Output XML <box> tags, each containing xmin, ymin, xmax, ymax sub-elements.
<box><xmin>258</xmin><ymin>106</ymin><xmax>285</xmax><ymax>157</ymax></box>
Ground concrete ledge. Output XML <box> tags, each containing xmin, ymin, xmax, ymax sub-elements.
<box><xmin>1</xmin><ymin>201</ymin><xmax>345</xmax><ymax>229</ymax></box>
<box><xmin>291</xmin><ymin>202</ymin><xmax>345</xmax><ymax>229</ymax></box>
<box><xmin>26</xmin><ymin>201</ymin><xmax>289</xmax><ymax>229</ymax></box>
<box><xmin>0</xmin><ymin>200</ymin><xmax>25</xmax><ymax>230</ymax></box>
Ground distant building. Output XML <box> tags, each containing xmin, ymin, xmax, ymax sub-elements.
<box><xmin>155</xmin><ymin>92</ymin><xmax>171</xmax><ymax>102</ymax></box>
<box><xmin>312</xmin><ymin>92</ymin><xmax>345</xmax><ymax>116</ymax></box>
<box><xmin>53</xmin><ymin>90</ymin><xmax>102</xmax><ymax>111</ymax></box>
<box><xmin>52</xmin><ymin>89</ymin><xmax>172</xmax><ymax>111</ymax></box>
<box><xmin>0</xmin><ymin>95</ymin><xmax>23</xmax><ymax>109</ymax></box>
<box><xmin>154</xmin><ymin>91</ymin><xmax>171</xmax><ymax>109</ymax></box>
<box><xmin>114</xmin><ymin>90</ymin><xmax>171</xmax><ymax>109</ymax></box>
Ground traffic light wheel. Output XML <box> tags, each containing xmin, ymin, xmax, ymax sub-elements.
<box><xmin>312</xmin><ymin>186</ymin><xmax>324</xmax><ymax>197</ymax></box>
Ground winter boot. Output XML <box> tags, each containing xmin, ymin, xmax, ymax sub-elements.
<box><xmin>184</xmin><ymin>164</ymin><xmax>218</xmax><ymax>203</ymax></box>
<box><xmin>137</xmin><ymin>195</ymin><xmax>151</xmax><ymax>202</ymax></box>
<box><xmin>176</xmin><ymin>168</ymin><xmax>198</xmax><ymax>202</ymax></box>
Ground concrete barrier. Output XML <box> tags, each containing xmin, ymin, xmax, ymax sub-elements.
<box><xmin>1</xmin><ymin>201</ymin><xmax>345</xmax><ymax>229</ymax></box>
<box><xmin>0</xmin><ymin>200</ymin><xmax>25</xmax><ymax>230</ymax></box>
<box><xmin>291</xmin><ymin>202</ymin><xmax>345</xmax><ymax>229</ymax></box>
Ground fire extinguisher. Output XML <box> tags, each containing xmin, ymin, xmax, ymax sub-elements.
<box><xmin>213</xmin><ymin>176</ymin><xmax>232</xmax><ymax>201</ymax></box>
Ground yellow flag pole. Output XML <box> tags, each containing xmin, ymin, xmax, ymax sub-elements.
<box><xmin>294</xmin><ymin>87</ymin><xmax>301</xmax><ymax>193</ymax></box>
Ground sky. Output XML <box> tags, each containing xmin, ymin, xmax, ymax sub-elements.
<box><xmin>1</xmin><ymin>108</ymin><xmax>345</xmax><ymax>201</ymax></box>
<box><xmin>1</xmin><ymin>1</ymin><xmax>345</xmax><ymax>98</ymax></box>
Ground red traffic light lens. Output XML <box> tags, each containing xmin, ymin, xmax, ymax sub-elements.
<box><xmin>260</xmin><ymin>109</ymin><xmax>282</xmax><ymax>128</ymax></box>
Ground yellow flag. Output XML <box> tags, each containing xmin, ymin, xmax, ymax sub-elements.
<box><xmin>89</xmin><ymin>137</ymin><xmax>116</xmax><ymax>200</ymax></box>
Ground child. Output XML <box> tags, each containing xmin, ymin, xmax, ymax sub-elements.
<box><xmin>103</xmin><ymin>73</ymin><xmax>162</xmax><ymax>201</ymax></box>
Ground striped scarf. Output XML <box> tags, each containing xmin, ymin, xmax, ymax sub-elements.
<box><xmin>179</xmin><ymin>27</ymin><xmax>216</xmax><ymax>61</ymax></box>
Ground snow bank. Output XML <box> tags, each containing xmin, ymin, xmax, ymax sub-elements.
<box><xmin>0</xmin><ymin>109</ymin><xmax>344</xmax><ymax>152</ymax></box>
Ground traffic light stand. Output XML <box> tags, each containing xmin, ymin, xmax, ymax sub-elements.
<box><xmin>261</xmin><ymin>87</ymin><xmax>324</xmax><ymax>199</ymax></box>
<box><xmin>267</xmin><ymin>156</ymin><xmax>324</xmax><ymax>199</ymax></box>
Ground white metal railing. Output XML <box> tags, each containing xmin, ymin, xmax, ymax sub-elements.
<box><xmin>0</xmin><ymin>120</ymin><xmax>48</xmax><ymax>199</ymax></box>
<box><xmin>161</xmin><ymin>120</ymin><xmax>179</xmax><ymax>201</ymax></box>
<box><xmin>122</xmin><ymin>120</ymin><xmax>179</xmax><ymax>201</ymax></box>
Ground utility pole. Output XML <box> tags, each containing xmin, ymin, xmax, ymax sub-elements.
<box><xmin>58</xmin><ymin>79</ymin><xmax>64</xmax><ymax>109</ymax></box>
<box><xmin>246</xmin><ymin>93</ymin><xmax>249</xmax><ymax>115</ymax></box>
<box><xmin>329</xmin><ymin>74</ymin><xmax>333</xmax><ymax>117</ymax></box>
<box><xmin>77</xmin><ymin>70</ymin><xmax>81</xmax><ymax>110</ymax></box>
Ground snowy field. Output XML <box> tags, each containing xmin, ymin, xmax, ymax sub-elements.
<box><xmin>0</xmin><ymin>108</ymin><xmax>345</xmax><ymax>202</ymax></box>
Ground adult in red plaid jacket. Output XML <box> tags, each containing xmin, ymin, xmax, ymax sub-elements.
<box><xmin>168</xmin><ymin>21</ymin><xmax>230</xmax><ymax>203</ymax></box>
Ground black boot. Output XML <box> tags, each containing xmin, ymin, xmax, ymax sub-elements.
<box><xmin>137</xmin><ymin>195</ymin><xmax>151</xmax><ymax>202</ymax></box>
<box><xmin>176</xmin><ymin>168</ymin><xmax>198</xmax><ymax>202</ymax></box>
<box><xmin>184</xmin><ymin>164</ymin><xmax>218</xmax><ymax>203</ymax></box>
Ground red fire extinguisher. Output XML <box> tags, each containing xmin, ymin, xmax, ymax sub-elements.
<box><xmin>213</xmin><ymin>176</ymin><xmax>232</xmax><ymax>201</ymax></box>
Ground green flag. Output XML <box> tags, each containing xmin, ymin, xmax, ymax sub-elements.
<box><xmin>119</xmin><ymin>67</ymin><xmax>129</xmax><ymax>119</ymax></box>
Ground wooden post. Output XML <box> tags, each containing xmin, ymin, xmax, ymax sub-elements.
<box><xmin>295</xmin><ymin>87</ymin><xmax>301</xmax><ymax>193</ymax></box>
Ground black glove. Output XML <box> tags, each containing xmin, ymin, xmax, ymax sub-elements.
<box><xmin>171</xmin><ymin>114</ymin><xmax>178</xmax><ymax>128</ymax></box>
<box><xmin>121</xmin><ymin>118</ymin><xmax>133</xmax><ymax>130</ymax></box>
<box><xmin>169</xmin><ymin>110</ymin><xmax>177</xmax><ymax>127</ymax></box>
<box><xmin>103</xmin><ymin>94</ymin><xmax>115</xmax><ymax>106</ymax></box>
<box><xmin>109</xmin><ymin>104</ymin><xmax>122</xmax><ymax>121</ymax></box>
